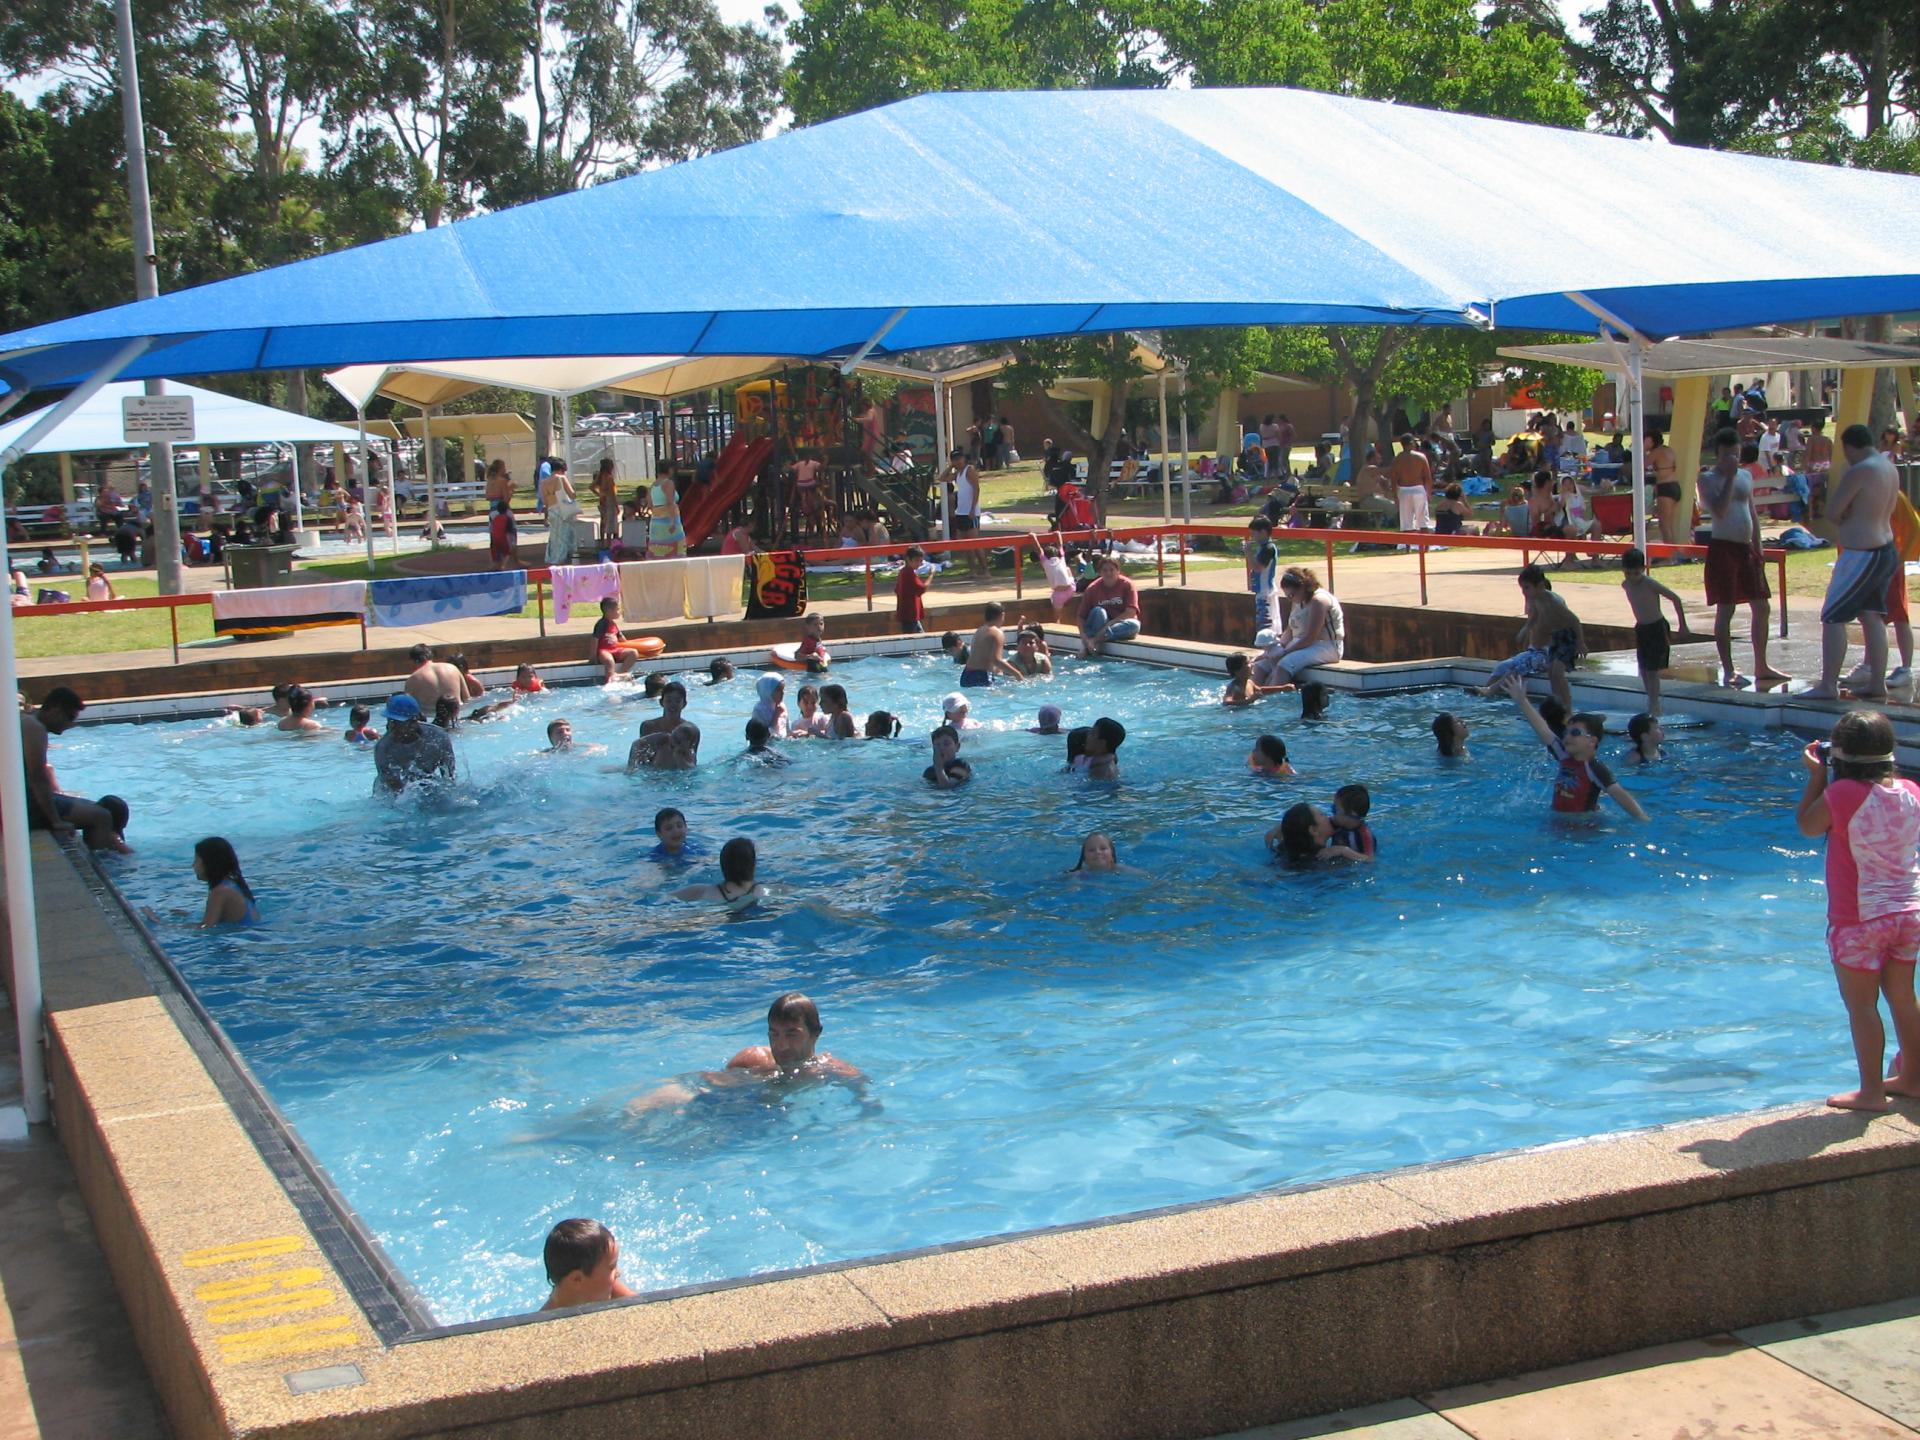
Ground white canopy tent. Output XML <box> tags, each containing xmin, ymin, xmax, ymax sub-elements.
<box><xmin>0</xmin><ymin>380</ymin><xmax>368</xmax><ymax>561</ymax></box>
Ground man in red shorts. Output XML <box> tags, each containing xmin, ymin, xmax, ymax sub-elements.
<box><xmin>1698</xmin><ymin>427</ymin><xmax>1788</xmax><ymax>690</ymax></box>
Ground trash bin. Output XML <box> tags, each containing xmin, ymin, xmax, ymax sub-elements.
<box><xmin>225</xmin><ymin>544</ymin><xmax>296</xmax><ymax>589</ymax></box>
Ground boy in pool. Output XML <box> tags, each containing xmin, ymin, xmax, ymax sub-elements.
<box><xmin>1030</xmin><ymin>703</ymin><xmax>1063</xmax><ymax>735</ymax></box>
<box><xmin>639</xmin><ymin>681</ymin><xmax>687</xmax><ymax>738</ymax></box>
<box><xmin>940</xmin><ymin>630</ymin><xmax>970</xmax><ymax>667</ymax></box>
<box><xmin>705</xmin><ymin>657</ymin><xmax>735</xmax><ymax>686</ymax></box>
<box><xmin>1619</xmin><ymin>547</ymin><xmax>1689</xmax><ymax>717</ymax></box>
<box><xmin>649</xmin><ymin>806</ymin><xmax>701</xmax><ymax>861</ymax></box>
<box><xmin>539</xmin><ymin>1218</ymin><xmax>636</xmax><ymax>1311</ymax></box>
<box><xmin>925</xmin><ymin>724</ymin><xmax>972</xmax><ymax>788</ymax></box>
<box><xmin>1329</xmin><ymin>783</ymin><xmax>1377</xmax><ymax>859</ymax></box>
<box><xmin>343</xmin><ymin>704</ymin><xmax>378</xmax><ymax>745</ymax></box>
<box><xmin>1223</xmin><ymin>652</ymin><xmax>1285</xmax><ymax>707</ymax></box>
<box><xmin>626</xmin><ymin>992</ymin><xmax>866</xmax><ymax>1115</ymax></box>
<box><xmin>628</xmin><ymin>721</ymin><xmax>700</xmax><ymax>772</ymax></box>
<box><xmin>795</xmin><ymin>612</ymin><xmax>831</xmax><ymax>672</ymax></box>
<box><xmin>742</xmin><ymin>717</ymin><xmax>792</xmax><ymax>766</ymax></box>
<box><xmin>547</xmin><ymin>719</ymin><xmax>574</xmax><ymax>751</ymax></box>
<box><xmin>1500</xmin><ymin>675</ymin><xmax>1647</xmax><ymax>820</ymax></box>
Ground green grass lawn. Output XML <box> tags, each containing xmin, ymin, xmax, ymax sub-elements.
<box><xmin>13</xmin><ymin>576</ymin><xmax>216</xmax><ymax>660</ymax></box>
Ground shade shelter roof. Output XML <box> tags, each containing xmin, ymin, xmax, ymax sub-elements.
<box><xmin>1497</xmin><ymin>336</ymin><xmax>1920</xmax><ymax>377</ymax></box>
<box><xmin>7</xmin><ymin>87</ymin><xmax>1920</xmax><ymax>398</ymax></box>
<box><xmin>0</xmin><ymin>380</ymin><xmax>364</xmax><ymax>456</ymax></box>
<box><xmin>397</xmin><ymin>412</ymin><xmax>533</xmax><ymax>440</ymax></box>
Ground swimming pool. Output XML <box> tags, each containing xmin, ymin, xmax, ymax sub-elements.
<box><xmin>71</xmin><ymin>654</ymin><xmax>1833</xmax><ymax>1326</ymax></box>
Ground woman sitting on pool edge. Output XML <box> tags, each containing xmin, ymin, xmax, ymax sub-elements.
<box><xmin>676</xmin><ymin>836</ymin><xmax>762</xmax><ymax>907</ymax></box>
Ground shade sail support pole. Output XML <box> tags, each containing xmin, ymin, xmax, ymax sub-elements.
<box><xmin>840</xmin><ymin>310</ymin><xmax>908</xmax><ymax>376</ymax></box>
<box><xmin>0</xmin><ymin>336</ymin><xmax>148</xmax><ymax>1126</ymax></box>
<box><xmin>1566</xmin><ymin>293</ymin><xmax>1652</xmax><ymax>551</ymax></box>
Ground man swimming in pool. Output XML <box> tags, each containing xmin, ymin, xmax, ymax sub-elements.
<box><xmin>961</xmin><ymin>601</ymin><xmax>1025</xmax><ymax>686</ymax></box>
<box><xmin>625</xmin><ymin>991</ymin><xmax>866</xmax><ymax>1114</ymax></box>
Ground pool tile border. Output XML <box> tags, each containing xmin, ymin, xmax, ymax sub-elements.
<box><xmin>23</xmin><ymin>645</ymin><xmax>1920</xmax><ymax>1438</ymax></box>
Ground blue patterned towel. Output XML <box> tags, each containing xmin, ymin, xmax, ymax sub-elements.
<box><xmin>367</xmin><ymin>571</ymin><xmax>527</xmax><ymax>628</ymax></box>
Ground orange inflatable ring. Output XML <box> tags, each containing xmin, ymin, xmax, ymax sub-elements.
<box><xmin>628</xmin><ymin>635</ymin><xmax>666</xmax><ymax>659</ymax></box>
<box><xmin>769</xmin><ymin>642</ymin><xmax>811</xmax><ymax>670</ymax></box>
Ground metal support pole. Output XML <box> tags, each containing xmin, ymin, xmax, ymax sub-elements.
<box><xmin>113</xmin><ymin>0</ymin><xmax>182</xmax><ymax>596</ymax></box>
<box><xmin>423</xmin><ymin>407</ymin><xmax>438</xmax><ymax>543</ymax></box>
<box><xmin>359</xmin><ymin>408</ymin><xmax>375</xmax><ymax>571</ymax></box>
<box><xmin>168</xmin><ymin>604</ymin><xmax>178</xmax><ymax>662</ymax></box>
<box><xmin>1324</xmin><ymin>535</ymin><xmax>1335</xmax><ymax>591</ymax></box>
<box><xmin>1158</xmin><ymin>371</ymin><xmax>1172</xmax><ymax>525</ymax></box>
<box><xmin>536</xmin><ymin>576</ymin><xmax>546</xmax><ymax>636</ymax></box>
<box><xmin>0</xmin><ymin>337</ymin><xmax>148</xmax><ymax>1126</ymax></box>
<box><xmin>1179</xmin><ymin>370</ymin><xmax>1192</xmax><ymax>527</ymax></box>
<box><xmin>1627</xmin><ymin>335</ymin><xmax>1648</xmax><ymax>550</ymax></box>
<box><xmin>864</xmin><ymin>556</ymin><xmax>873</xmax><ymax>612</ymax></box>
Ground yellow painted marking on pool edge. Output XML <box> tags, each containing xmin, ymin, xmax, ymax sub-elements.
<box><xmin>206</xmin><ymin>1288</ymin><xmax>338</xmax><ymax>1324</ymax></box>
<box><xmin>195</xmin><ymin>1267</ymin><xmax>326</xmax><ymax>1302</ymax></box>
<box><xmin>182</xmin><ymin>1236</ymin><xmax>304</xmax><ymax>1268</ymax></box>
<box><xmin>215</xmin><ymin>1316</ymin><xmax>360</xmax><ymax>1364</ymax></box>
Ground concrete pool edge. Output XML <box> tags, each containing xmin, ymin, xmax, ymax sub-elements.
<box><xmin>25</xmin><ymin>652</ymin><xmax>1920</xmax><ymax>1437</ymax></box>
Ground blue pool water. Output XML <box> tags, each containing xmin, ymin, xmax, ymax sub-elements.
<box><xmin>71</xmin><ymin>655</ymin><xmax>1834</xmax><ymax>1325</ymax></box>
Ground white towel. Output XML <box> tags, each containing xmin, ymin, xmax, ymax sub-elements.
<box><xmin>683</xmin><ymin>554</ymin><xmax>746</xmax><ymax>621</ymax></box>
<box><xmin>619</xmin><ymin>558</ymin><xmax>691</xmax><ymax>622</ymax></box>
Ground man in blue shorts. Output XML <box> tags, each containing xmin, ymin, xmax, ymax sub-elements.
<box><xmin>1806</xmin><ymin>425</ymin><xmax>1900</xmax><ymax>700</ymax></box>
<box><xmin>961</xmin><ymin>602</ymin><xmax>1024</xmax><ymax>686</ymax></box>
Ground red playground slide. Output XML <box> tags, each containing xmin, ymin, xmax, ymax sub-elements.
<box><xmin>679</xmin><ymin>433</ymin><xmax>774</xmax><ymax>550</ymax></box>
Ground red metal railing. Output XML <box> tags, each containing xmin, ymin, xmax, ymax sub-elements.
<box><xmin>7</xmin><ymin>523</ymin><xmax>1793</xmax><ymax>668</ymax></box>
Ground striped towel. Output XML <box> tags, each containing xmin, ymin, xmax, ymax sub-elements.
<box><xmin>211</xmin><ymin>581</ymin><xmax>367</xmax><ymax>637</ymax></box>
<box><xmin>367</xmin><ymin>571</ymin><xmax>527</xmax><ymax>628</ymax></box>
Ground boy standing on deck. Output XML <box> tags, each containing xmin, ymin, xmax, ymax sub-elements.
<box><xmin>1619</xmin><ymin>548</ymin><xmax>1689</xmax><ymax>717</ymax></box>
<box><xmin>1246</xmin><ymin>515</ymin><xmax>1278</xmax><ymax>640</ymax></box>
<box><xmin>894</xmin><ymin>545</ymin><xmax>929</xmax><ymax>633</ymax></box>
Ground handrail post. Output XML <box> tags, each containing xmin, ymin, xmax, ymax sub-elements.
<box><xmin>1156</xmin><ymin>530</ymin><xmax>1165</xmax><ymax>587</ymax></box>
<box><xmin>1778</xmin><ymin>552</ymin><xmax>1789</xmax><ymax>637</ymax></box>
<box><xmin>1014</xmin><ymin>536</ymin><xmax>1024</xmax><ymax>601</ymax></box>
<box><xmin>360</xmin><ymin>614</ymin><xmax>368</xmax><ymax>651</ymax></box>
<box><xmin>864</xmin><ymin>554</ymin><xmax>874</xmax><ymax>612</ymax></box>
<box><xmin>1179</xmin><ymin>527</ymin><xmax>1188</xmax><ymax>586</ymax></box>
<box><xmin>169</xmin><ymin>604</ymin><xmax>179</xmax><ymax>664</ymax></box>
<box><xmin>536</xmin><ymin>576</ymin><xmax>546</xmax><ymax>637</ymax></box>
<box><xmin>1324</xmin><ymin>533</ymin><xmax>1334</xmax><ymax>591</ymax></box>
<box><xmin>1418</xmin><ymin>538</ymin><xmax>1428</xmax><ymax>607</ymax></box>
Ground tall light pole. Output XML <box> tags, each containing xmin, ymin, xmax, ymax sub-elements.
<box><xmin>114</xmin><ymin>0</ymin><xmax>184</xmax><ymax>594</ymax></box>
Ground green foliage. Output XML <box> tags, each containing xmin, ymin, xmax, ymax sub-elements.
<box><xmin>786</xmin><ymin>0</ymin><xmax>1160</xmax><ymax>127</ymax></box>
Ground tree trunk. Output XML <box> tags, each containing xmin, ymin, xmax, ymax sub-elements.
<box><xmin>534</xmin><ymin>396</ymin><xmax>555</xmax><ymax>465</ymax></box>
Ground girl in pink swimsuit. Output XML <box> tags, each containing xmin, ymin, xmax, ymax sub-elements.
<box><xmin>1796</xmin><ymin>709</ymin><xmax>1920</xmax><ymax>1112</ymax></box>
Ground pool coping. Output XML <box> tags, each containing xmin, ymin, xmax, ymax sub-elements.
<box><xmin>27</xmin><ymin>641</ymin><xmax>1920</xmax><ymax>1438</ymax></box>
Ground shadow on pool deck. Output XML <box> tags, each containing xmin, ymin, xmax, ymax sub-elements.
<box><xmin>0</xmin><ymin>989</ymin><xmax>171</xmax><ymax>1438</ymax></box>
